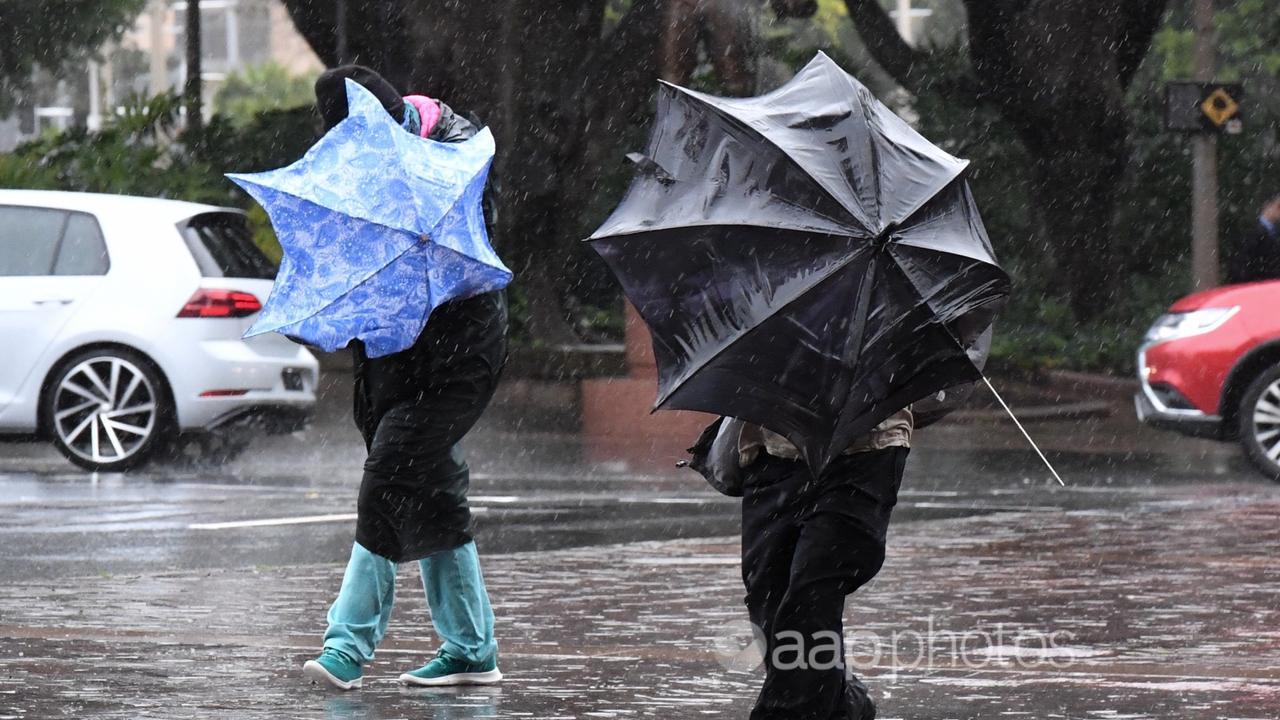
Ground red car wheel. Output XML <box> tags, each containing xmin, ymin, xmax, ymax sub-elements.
<box><xmin>1239</xmin><ymin>364</ymin><xmax>1280</xmax><ymax>482</ymax></box>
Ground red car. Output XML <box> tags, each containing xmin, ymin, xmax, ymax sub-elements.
<box><xmin>1136</xmin><ymin>280</ymin><xmax>1280</xmax><ymax>480</ymax></box>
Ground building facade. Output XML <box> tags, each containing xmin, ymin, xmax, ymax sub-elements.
<box><xmin>0</xmin><ymin>0</ymin><xmax>322</xmax><ymax>151</ymax></box>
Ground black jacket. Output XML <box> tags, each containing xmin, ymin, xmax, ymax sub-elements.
<box><xmin>1228</xmin><ymin>221</ymin><xmax>1280</xmax><ymax>284</ymax></box>
<box><xmin>429</xmin><ymin>101</ymin><xmax>478</xmax><ymax>143</ymax></box>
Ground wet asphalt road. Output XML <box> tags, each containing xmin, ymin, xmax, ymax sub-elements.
<box><xmin>4</xmin><ymin>480</ymin><xmax>1280</xmax><ymax>719</ymax></box>
<box><xmin>4</xmin><ymin>377</ymin><xmax>1280</xmax><ymax>718</ymax></box>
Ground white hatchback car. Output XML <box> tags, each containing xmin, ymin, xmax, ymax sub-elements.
<box><xmin>0</xmin><ymin>190</ymin><xmax>318</xmax><ymax>471</ymax></box>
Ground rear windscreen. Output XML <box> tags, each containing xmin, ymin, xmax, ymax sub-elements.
<box><xmin>180</xmin><ymin>212</ymin><xmax>277</xmax><ymax>279</ymax></box>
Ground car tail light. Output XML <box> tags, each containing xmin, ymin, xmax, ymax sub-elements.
<box><xmin>199</xmin><ymin>389</ymin><xmax>250</xmax><ymax>397</ymax></box>
<box><xmin>177</xmin><ymin>289</ymin><xmax>262</xmax><ymax>318</ymax></box>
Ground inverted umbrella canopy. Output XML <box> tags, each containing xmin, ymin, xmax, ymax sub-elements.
<box><xmin>228</xmin><ymin>79</ymin><xmax>512</xmax><ymax>358</ymax></box>
<box><xmin>588</xmin><ymin>52</ymin><xmax>1011</xmax><ymax>473</ymax></box>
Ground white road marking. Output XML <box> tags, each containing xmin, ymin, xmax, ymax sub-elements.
<box><xmin>468</xmin><ymin>495</ymin><xmax>521</xmax><ymax>503</ymax></box>
<box><xmin>188</xmin><ymin>513</ymin><xmax>357</xmax><ymax>530</ymax></box>
<box><xmin>183</xmin><ymin>493</ymin><xmax>723</xmax><ymax>531</ymax></box>
<box><xmin>187</xmin><ymin>496</ymin><xmax>722</xmax><ymax>531</ymax></box>
<box><xmin>616</xmin><ymin>497</ymin><xmax>711</xmax><ymax>505</ymax></box>
<box><xmin>189</xmin><ymin>508</ymin><xmax>490</xmax><ymax>531</ymax></box>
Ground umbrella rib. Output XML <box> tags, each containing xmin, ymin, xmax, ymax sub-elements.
<box><xmin>849</xmin><ymin>74</ymin><xmax>884</xmax><ymax>231</ymax></box>
<box><xmin>424</xmin><ymin>164</ymin><xmax>508</xmax><ymax>267</ymax></box>
<box><xmin>268</xmin><ymin>239</ymin><xmax>506</xmax><ymax>339</ymax></box>
<box><xmin>831</xmin><ymin>69</ymin><xmax>969</xmax><ymax>230</ymax></box>
<box><xmin>232</xmin><ymin>183</ymin><xmax>427</xmax><ymax>240</ymax></box>
<box><xmin>815</xmin><ymin>255</ymin><xmax>1001</xmax><ymax>462</ymax></box>
<box><xmin>982</xmin><ymin>376</ymin><xmax>1066</xmax><ymax>486</ymax></box>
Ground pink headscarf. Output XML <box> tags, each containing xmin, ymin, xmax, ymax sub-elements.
<box><xmin>403</xmin><ymin>95</ymin><xmax>442</xmax><ymax>138</ymax></box>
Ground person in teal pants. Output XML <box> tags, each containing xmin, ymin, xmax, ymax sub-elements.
<box><xmin>301</xmin><ymin>65</ymin><xmax>506</xmax><ymax>691</ymax></box>
<box><xmin>313</xmin><ymin>538</ymin><xmax>500</xmax><ymax>690</ymax></box>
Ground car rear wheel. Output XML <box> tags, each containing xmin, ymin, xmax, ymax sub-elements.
<box><xmin>43</xmin><ymin>348</ymin><xmax>173</xmax><ymax>472</ymax></box>
<box><xmin>1239</xmin><ymin>364</ymin><xmax>1280</xmax><ymax>482</ymax></box>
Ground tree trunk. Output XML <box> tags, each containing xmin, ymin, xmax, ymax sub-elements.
<box><xmin>966</xmin><ymin>1</ymin><xmax>1137</xmax><ymax>320</ymax></box>
<box><xmin>276</xmin><ymin>0</ymin><xmax>733</xmax><ymax>343</ymax></box>
<box><xmin>282</xmin><ymin>0</ymin><xmax>415</xmax><ymax>89</ymax></box>
<box><xmin>486</xmin><ymin>0</ymin><xmax>609</xmax><ymax>345</ymax></box>
<box><xmin>843</xmin><ymin>0</ymin><xmax>1167</xmax><ymax>321</ymax></box>
<box><xmin>1026</xmin><ymin>142</ymin><xmax>1128</xmax><ymax>320</ymax></box>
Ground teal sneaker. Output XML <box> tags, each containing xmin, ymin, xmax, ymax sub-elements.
<box><xmin>399</xmin><ymin>649</ymin><xmax>502</xmax><ymax>687</ymax></box>
<box><xmin>302</xmin><ymin>648</ymin><xmax>363</xmax><ymax>690</ymax></box>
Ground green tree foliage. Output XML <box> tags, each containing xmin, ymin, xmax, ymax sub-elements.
<box><xmin>0</xmin><ymin>94</ymin><xmax>219</xmax><ymax>201</ymax></box>
<box><xmin>0</xmin><ymin>0</ymin><xmax>146</xmax><ymax>113</ymax></box>
<box><xmin>0</xmin><ymin>92</ymin><xmax>321</xmax><ymax>263</ymax></box>
<box><xmin>1216</xmin><ymin>0</ymin><xmax>1280</xmax><ymax>77</ymax></box>
<box><xmin>214</xmin><ymin>62</ymin><xmax>320</xmax><ymax>126</ymax></box>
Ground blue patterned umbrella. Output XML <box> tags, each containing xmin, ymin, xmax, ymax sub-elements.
<box><xmin>227</xmin><ymin>79</ymin><xmax>512</xmax><ymax>358</ymax></box>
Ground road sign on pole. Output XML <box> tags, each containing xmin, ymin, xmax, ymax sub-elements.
<box><xmin>1165</xmin><ymin>81</ymin><xmax>1244</xmax><ymax>134</ymax></box>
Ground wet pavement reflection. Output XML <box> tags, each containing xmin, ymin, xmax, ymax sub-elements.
<box><xmin>2</xmin><ymin>375</ymin><xmax>1278</xmax><ymax>717</ymax></box>
<box><xmin>2</xmin><ymin>479</ymin><xmax>1279</xmax><ymax>718</ymax></box>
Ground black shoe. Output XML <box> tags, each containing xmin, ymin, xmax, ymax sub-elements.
<box><xmin>845</xmin><ymin>676</ymin><xmax>877</xmax><ymax>720</ymax></box>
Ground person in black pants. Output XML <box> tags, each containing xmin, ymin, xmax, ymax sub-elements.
<box><xmin>729</xmin><ymin>411</ymin><xmax>911</xmax><ymax>720</ymax></box>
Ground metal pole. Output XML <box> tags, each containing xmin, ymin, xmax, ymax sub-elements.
<box><xmin>87</xmin><ymin>61</ymin><xmax>102</xmax><ymax>131</ymax></box>
<box><xmin>226</xmin><ymin>0</ymin><xmax>240</xmax><ymax>71</ymax></box>
<box><xmin>148</xmin><ymin>0</ymin><xmax>168</xmax><ymax>96</ymax></box>
<box><xmin>896</xmin><ymin>0</ymin><xmax>913</xmax><ymax>45</ymax></box>
<box><xmin>1190</xmin><ymin>0</ymin><xmax>1218</xmax><ymax>288</ymax></box>
<box><xmin>102</xmin><ymin>51</ymin><xmax>116</xmax><ymax>119</ymax></box>
<box><xmin>185</xmin><ymin>0</ymin><xmax>203</xmax><ymax>133</ymax></box>
<box><xmin>335</xmin><ymin>0</ymin><xmax>349</xmax><ymax>65</ymax></box>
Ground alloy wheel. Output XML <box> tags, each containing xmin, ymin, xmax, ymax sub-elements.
<box><xmin>52</xmin><ymin>356</ymin><xmax>157</xmax><ymax>465</ymax></box>
<box><xmin>1254</xmin><ymin>378</ymin><xmax>1280</xmax><ymax>468</ymax></box>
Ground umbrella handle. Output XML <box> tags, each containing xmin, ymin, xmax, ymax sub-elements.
<box><xmin>981</xmin><ymin>375</ymin><xmax>1066</xmax><ymax>486</ymax></box>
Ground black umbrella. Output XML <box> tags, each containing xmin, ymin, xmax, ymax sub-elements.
<box><xmin>588</xmin><ymin>52</ymin><xmax>1012</xmax><ymax>474</ymax></box>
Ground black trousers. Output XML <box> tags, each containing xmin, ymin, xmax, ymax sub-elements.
<box><xmin>741</xmin><ymin>447</ymin><xmax>908</xmax><ymax>720</ymax></box>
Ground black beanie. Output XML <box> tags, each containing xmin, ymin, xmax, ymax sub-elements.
<box><xmin>315</xmin><ymin>65</ymin><xmax>406</xmax><ymax>132</ymax></box>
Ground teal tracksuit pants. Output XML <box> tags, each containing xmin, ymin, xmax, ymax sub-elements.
<box><xmin>323</xmin><ymin>540</ymin><xmax>497</xmax><ymax>665</ymax></box>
